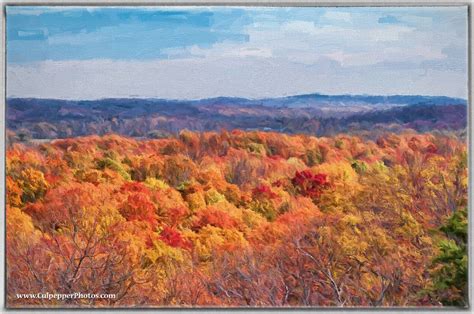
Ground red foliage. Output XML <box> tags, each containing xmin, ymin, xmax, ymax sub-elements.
<box><xmin>23</xmin><ymin>203</ymin><xmax>46</xmax><ymax>225</ymax></box>
<box><xmin>44</xmin><ymin>173</ymin><xmax>61</xmax><ymax>186</ymax></box>
<box><xmin>120</xmin><ymin>182</ymin><xmax>150</xmax><ymax>194</ymax></box>
<box><xmin>252</xmin><ymin>184</ymin><xmax>278</xmax><ymax>200</ymax></box>
<box><xmin>425</xmin><ymin>143</ymin><xmax>438</xmax><ymax>155</ymax></box>
<box><xmin>29</xmin><ymin>183</ymin><xmax>98</xmax><ymax>230</ymax></box>
<box><xmin>160</xmin><ymin>226</ymin><xmax>191</xmax><ymax>250</ymax></box>
<box><xmin>6</xmin><ymin>131</ymin><xmax>468</xmax><ymax>307</ymax></box>
<box><xmin>120</xmin><ymin>193</ymin><xmax>158</xmax><ymax>228</ymax></box>
<box><xmin>272</xmin><ymin>179</ymin><xmax>283</xmax><ymax>187</ymax></box>
<box><xmin>167</xmin><ymin>206</ymin><xmax>189</xmax><ymax>227</ymax></box>
<box><xmin>408</xmin><ymin>137</ymin><xmax>421</xmax><ymax>151</ymax></box>
<box><xmin>193</xmin><ymin>207</ymin><xmax>238</xmax><ymax>230</ymax></box>
<box><xmin>268</xmin><ymin>155</ymin><xmax>283</xmax><ymax>161</ymax></box>
<box><xmin>144</xmin><ymin>232</ymin><xmax>162</xmax><ymax>249</ymax></box>
<box><xmin>292</xmin><ymin>170</ymin><xmax>330</xmax><ymax>199</ymax></box>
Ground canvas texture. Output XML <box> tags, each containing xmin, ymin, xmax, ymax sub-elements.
<box><xmin>4</xmin><ymin>5</ymin><xmax>469</xmax><ymax>308</ymax></box>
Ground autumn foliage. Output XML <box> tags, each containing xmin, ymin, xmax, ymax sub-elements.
<box><xmin>292</xmin><ymin>170</ymin><xmax>330</xmax><ymax>200</ymax></box>
<box><xmin>6</xmin><ymin>129</ymin><xmax>468</xmax><ymax>307</ymax></box>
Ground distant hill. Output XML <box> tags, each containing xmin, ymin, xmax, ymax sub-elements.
<box><xmin>6</xmin><ymin>94</ymin><xmax>467</xmax><ymax>141</ymax></box>
<box><xmin>8</xmin><ymin>93</ymin><xmax>466</xmax><ymax>109</ymax></box>
<box><xmin>239</xmin><ymin>93</ymin><xmax>466</xmax><ymax>108</ymax></box>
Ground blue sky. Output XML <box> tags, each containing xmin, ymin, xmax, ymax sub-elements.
<box><xmin>6</xmin><ymin>6</ymin><xmax>468</xmax><ymax>99</ymax></box>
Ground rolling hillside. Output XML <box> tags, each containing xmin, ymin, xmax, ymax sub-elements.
<box><xmin>6</xmin><ymin>94</ymin><xmax>467</xmax><ymax>141</ymax></box>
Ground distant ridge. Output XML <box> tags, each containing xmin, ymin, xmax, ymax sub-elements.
<box><xmin>7</xmin><ymin>93</ymin><xmax>467</xmax><ymax>108</ymax></box>
<box><xmin>6</xmin><ymin>93</ymin><xmax>466</xmax><ymax>140</ymax></box>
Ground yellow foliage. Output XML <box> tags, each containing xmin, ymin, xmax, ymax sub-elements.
<box><xmin>241</xmin><ymin>208</ymin><xmax>267</xmax><ymax>230</ymax></box>
<box><xmin>192</xmin><ymin>226</ymin><xmax>248</xmax><ymax>262</ymax></box>
<box><xmin>6</xmin><ymin>177</ymin><xmax>23</xmax><ymax>207</ymax></box>
<box><xmin>394</xmin><ymin>210</ymin><xmax>422</xmax><ymax>239</ymax></box>
<box><xmin>186</xmin><ymin>192</ymin><xmax>207</xmax><ymax>212</ymax></box>
<box><xmin>146</xmin><ymin>239</ymin><xmax>186</xmax><ymax>266</ymax></box>
<box><xmin>144</xmin><ymin>177</ymin><xmax>170</xmax><ymax>190</ymax></box>
<box><xmin>18</xmin><ymin>168</ymin><xmax>49</xmax><ymax>203</ymax></box>
<box><xmin>6</xmin><ymin>206</ymin><xmax>40</xmax><ymax>247</ymax></box>
<box><xmin>286</xmin><ymin>157</ymin><xmax>306</xmax><ymax>170</ymax></box>
<box><xmin>338</xmin><ymin>232</ymin><xmax>368</xmax><ymax>258</ymax></box>
<box><xmin>205</xmin><ymin>188</ymin><xmax>226</xmax><ymax>205</ymax></box>
<box><xmin>342</xmin><ymin>214</ymin><xmax>362</xmax><ymax>227</ymax></box>
<box><xmin>313</xmin><ymin>161</ymin><xmax>358</xmax><ymax>184</ymax></box>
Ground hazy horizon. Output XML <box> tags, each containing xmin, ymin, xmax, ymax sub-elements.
<box><xmin>5</xmin><ymin>92</ymin><xmax>468</xmax><ymax>102</ymax></box>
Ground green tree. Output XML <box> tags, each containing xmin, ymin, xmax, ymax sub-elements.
<box><xmin>429</xmin><ymin>208</ymin><xmax>468</xmax><ymax>306</ymax></box>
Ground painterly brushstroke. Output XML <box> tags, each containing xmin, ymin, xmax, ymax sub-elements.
<box><xmin>5</xmin><ymin>6</ymin><xmax>468</xmax><ymax>308</ymax></box>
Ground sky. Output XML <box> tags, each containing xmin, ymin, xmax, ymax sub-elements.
<box><xmin>6</xmin><ymin>6</ymin><xmax>468</xmax><ymax>100</ymax></box>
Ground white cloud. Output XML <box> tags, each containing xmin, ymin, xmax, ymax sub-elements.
<box><xmin>7</xmin><ymin>57</ymin><xmax>467</xmax><ymax>100</ymax></box>
<box><xmin>281</xmin><ymin>21</ymin><xmax>319</xmax><ymax>35</ymax></box>
<box><xmin>321</xmin><ymin>11</ymin><xmax>352</xmax><ymax>23</ymax></box>
<box><xmin>6</xmin><ymin>6</ymin><xmax>108</xmax><ymax>16</ymax></box>
<box><xmin>367</xmin><ymin>25</ymin><xmax>414</xmax><ymax>41</ymax></box>
<box><xmin>181</xmin><ymin>19</ymin><xmax>440</xmax><ymax>68</ymax></box>
<box><xmin>7</xmin><ymin>7</ymin><xmax>467</xmax><ymax>99</ymax></box>
<box><xmin>170</xmin><ymin>43</ymin><xmax>273</xmax><ymax>59</ymax></box>
<box><xmin>6</xmin><ymin>6</ymin><xmax>198</xmax><ymax>16</ymax></box>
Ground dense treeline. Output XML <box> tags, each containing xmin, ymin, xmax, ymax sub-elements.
<box><xmin>7</xmin><ymin>97</ymin><xmax>466</xmax><ymax>140</ymax></box>
<box><xmin>6</xmin><ymin>130</ymin><xmax>467</xmax><ymax>307</ymax></box>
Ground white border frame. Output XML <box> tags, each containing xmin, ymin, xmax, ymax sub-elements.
<box><xmin>0</xmin><ymin>1</ymin><xmax>471</xmax><ymax>313</ymax></box>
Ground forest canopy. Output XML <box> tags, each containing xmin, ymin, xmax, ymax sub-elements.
<box><xmin>6</xmin><ymin>129</ymin><xmax>468</xmax><ymax>307</ymax></box>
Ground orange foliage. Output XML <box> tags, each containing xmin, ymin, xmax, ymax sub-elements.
<box><xmin>6</xmin><ymin>130</ymin><xmax>467</xmax><ymax>307</ymax></box>
<box><xmin>193</xmin><ymin>206</ymin><xmax>239</xmax><ymax>230</ymax></box>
